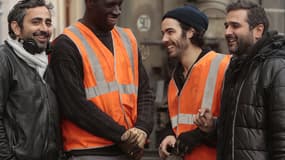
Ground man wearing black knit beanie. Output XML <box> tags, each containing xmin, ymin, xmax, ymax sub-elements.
<box><xmin>159</xmin><ymin>5</ymin><xmax>231</xmax><ymax>160</ymax></box>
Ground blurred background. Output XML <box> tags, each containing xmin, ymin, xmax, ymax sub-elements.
<box><xmin>0</xmin><ymin>0</ymin><xmax>284</xmax><ymax>159</ymax></box>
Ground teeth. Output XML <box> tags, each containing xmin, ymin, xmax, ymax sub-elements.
<box><xmin>167</xmin><ymin>45</ymin><xmax>174</xmax><ymax>49</ymax></box>
<box><xmin>227</xmin><ymin>39</ymin><xmax>235</xmax><ymax>43</ymax></box>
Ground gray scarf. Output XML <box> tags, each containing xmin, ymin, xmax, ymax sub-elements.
<box><xmin>6</xmin><ymin>38</ymin><xmax>48</xmax><ymax>81</ymax></box>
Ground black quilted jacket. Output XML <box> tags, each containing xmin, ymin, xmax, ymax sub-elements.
<box><xmin>217</xmin><ymin>31</ymin><xmax>285</xmax><ymax>160</ymax></box>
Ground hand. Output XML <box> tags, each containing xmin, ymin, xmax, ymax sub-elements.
<box><xmin>121</xmin><ymin>128</ymin><xmax>140</xmax><ymax>144</ymax></box>
<box><xmin>121</xmin><ymin>128</ymin><xmax>147</xmax><ymax>149</ymax></box>
<box><xmin>131</xmin><ymin>148</ymin><xmax>144</xmax><ymax>160</ymax></box>
<box><xmin>129</xmin><ymin>128</ymin><xmax>148</xmax><ymax>149</ymax></box>
<box><xmin>158</xmin><ymin>135</ymin><xmax>176</xmax><ymax>159</ymax></box>
<box><xmin>194</xmin><ymin>108</ymin><xmax>215</xmax><ymax>133</ymax></box>
<box><xmin>118</xmin><ymin>141</ymin><xmax>143</xmax><ymax>160</ymax></box>
<box><xmin>120</xmin><ymin>128</ymin><xmax>146</xmax><ymax>160</ymax></box>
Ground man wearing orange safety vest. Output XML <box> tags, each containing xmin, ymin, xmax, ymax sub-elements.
<box><xmin>48</xmin><ymin>0</ymin><xmax>154</xmax><ymax>160</ymax></box>
<box><xmin>159</xmin><ymin>5</ymin><xmax>230</xmax><ymax>160</ymax></box>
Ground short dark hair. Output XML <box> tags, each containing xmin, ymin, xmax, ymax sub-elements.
<box><xmin>179</xmin><ymin>22</ymin><xmax>205</xmax><ymax>48</ymax></box>
<box><xmin>7</xmin><ymin>0</ymin><xmax>53</xmax><ymax>39</ymax></box>
<box><xmin>226</xmin><ymin>0</ymin><xmax>269</xmax><ymax>35</ymax></box>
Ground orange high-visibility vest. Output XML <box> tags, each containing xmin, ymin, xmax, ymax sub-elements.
<box><xmin>168</xmin><ymin>51</ymin><xmax>230</xmax><ymax>160</ymax></box>
<box><xmin>62</xmin><ymin>22</ymin><xmax>139</xmax><ymax>151</ymax></box>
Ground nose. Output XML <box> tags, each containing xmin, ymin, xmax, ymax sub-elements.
<box><xmin>40</xmin><ymin>23</ymin><xmax>49</xmax><ymax>32</ymax></box>
<box><xmin>112</xmin><ymin>5</ymin><xmax>121</xmax><ymax>16</ymax></box>
<box><xmin>161</xmin><ymin>34</ymin><xmax>169</xmax><ymax>44</ymax></box>
<box><xmin>225</xmin><ymin>26</ymin><xmax>233</xmax><ymax>36</ymax></box>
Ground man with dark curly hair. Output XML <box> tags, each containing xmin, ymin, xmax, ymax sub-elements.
<box><xmin>159</xmin><ymin>5</ymin><xmax>230</xmax><ymax>160</ymax></box>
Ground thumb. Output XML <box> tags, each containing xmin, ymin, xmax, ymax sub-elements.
<box><xmin>121</xmin><ymin>130</ymin><xmax>130</xmax><ymax>141</ymax></box>
<box><xmin>204</xmin><ymin>108</ymin><xmax>213</xmax><ymax>118</ymax></box>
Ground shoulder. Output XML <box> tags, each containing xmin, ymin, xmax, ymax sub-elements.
<box><xmin>115</xmin><ymin>26</ymin><xmax>137</xmax><ymax>41</ymax></box>
<box><xmin>261</xmin><ymin>37</ymin><xmax>285</xmax><ymax>71</ymax></box>
<box><xmin>0</xmin><ymin>44</ymin><xmax>13</xmax><ymax>63</ymax></box>
<box><xmin>116</xmin><ymin>26</ymin><xmax>132</xmax><ymax>32</ymax></box>
<box><xmin>0</xmin><ymin>44</ymin><xmax>13</xmax><ymax>75</ymax></box>
<box><xmin>52</xmin><ymin>34</ymin><xmax>77</xmax><ymax>50</ymax></box>
<box><xmin>50</xmin><ymin>34</ymin><xmax>81</xmax><ymax>60</ymax></box>
<box><xmin>204</xmin><ymin>50</ymin><xmax>231</xmax><ymax>64</ymax></box>
<box><xmin>262</xmin><ymin>55</ymin><xmax>285</xmax><ymax>74</ymax></box>
<box><xmin>258</xmin><ymin>54</ymin><xmax>285</xmax><ymax>88</ymax></box>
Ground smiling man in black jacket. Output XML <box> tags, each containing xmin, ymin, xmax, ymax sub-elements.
<box><xmin>194</xmin><ymin>1</ymin><xmax>285</xmax><ymax>160</ymax></box>
<box><xmin>0</xmin><ymin>0</ymin><xmax>61</xmax><ymax>160</ymax></box>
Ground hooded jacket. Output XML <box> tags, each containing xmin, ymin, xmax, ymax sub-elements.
<box><xmin>218</xmin><ymin>31</ymin><xmax>285</xmax><ymax>160</ymax></box>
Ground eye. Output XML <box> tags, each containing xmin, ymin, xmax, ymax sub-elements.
<box><xmin>224</xmin><ymin>23</ymin><xmax>228</xmax><ymax>29</ymax></box>
<box><xmin>106</xmin><ymin>2</ymin><xmax>116</xmax><ymax>8</ymax></box>
<box><xmin>231</xmin><ymin>23</ymin><xmax>240</xmax><ymax>29</ymax></box>
<box><xmin>46</xmin><ymin>20</ymin><xmax>52</xmax><ymax>27</ymax></box>
<box><xmin>31</xmin><ymin>20</ymin><xmax>41</xmax><ymax>25</ymax></box>
<box><xmin>166</xmin><ymin>29</ymin><xmax>175</xmax><ymax>35</ymax></box>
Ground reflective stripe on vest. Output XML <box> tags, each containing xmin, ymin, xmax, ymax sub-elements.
<box><xmin>201</xmin><ymin>54</ymin><xmax>225</xmax><ymax>110</ymax></box>
<box><xmin>116</xmin><ymin>27</ymin><xmax>135</xmax><ymax>76</ymax></box>
<box><xmin>67</xmin><ymin>25</ymin><xmax>138</xmax><ymax>99</ymax></box>
<box><xmin>171</xmin><ymin>54</ymin><xmax>226</xmax><ymax>128</ymax></box>
<box><xmin>171</xmin><ymin>114</ymin><xmax>218</xmax><ymax>128</ymax></box>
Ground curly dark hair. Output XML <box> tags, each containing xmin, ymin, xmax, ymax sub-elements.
<box><xmin>226</xmin><ymin>0</ymin><xmax>269</xmax><ymax>35</ymax></box>
<box><xmin>179</xmin><ymin>22</ymin><xmax>205</xmax><ymax>48</ymax></box>
<box><xmin>8</xmin><ymin>0</ymin><xmax>53</xmax><ymax>39</ymax></box>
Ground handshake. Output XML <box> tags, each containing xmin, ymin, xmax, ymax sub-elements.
<box><xmin>118</xmin><ymin>127</ymin><xmax>147</xmax><ymax>160</ymax></box>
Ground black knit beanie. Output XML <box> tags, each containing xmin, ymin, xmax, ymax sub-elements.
<box><xmin>162</xmin><ymin>5</ymin><xmax>209</xmax><ymax>32</ymax></box>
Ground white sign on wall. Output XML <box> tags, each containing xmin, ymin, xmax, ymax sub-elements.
<box><xmin>137</xmin><ymin>14</ymin><xmax>151</xmax><ymax>32</ymax></box>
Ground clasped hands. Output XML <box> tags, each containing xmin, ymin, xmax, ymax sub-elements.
<box><xmin>118</xmin><ymin>127</ymin><xmax>147</xmax><ymax>160</ymax></box>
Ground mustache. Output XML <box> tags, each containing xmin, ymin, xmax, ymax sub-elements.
<box><xmin>225</xmin><ymin>34</ymin><xmax>236</xmax><ymax>40</ymax></box>
<box><xmin>32</xmin><ymin>31</ymin><xmax>50</xmax><ymax>37</ymax></box>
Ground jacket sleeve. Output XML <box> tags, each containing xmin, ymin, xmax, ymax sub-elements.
<box><xmin>176</xmin><ymin>127</ymin><xmax>217</xmax><ymax>154</ymax></box>
<box><xmin>266</xmin><ymin>59</ymin><xmax>285</xmax><ymax>159</ymax></box>
<box><xmin>135</xmin><ymin>53</ymin><xmax>155</xmax><ymax>136</ymax></box>
<box><xmin>49</xmin><ymin>35</ymin><xmax>126</xmax><ymax>143</ymax></box>
<box><xmin>0</xmin><ymin>50</ymin><xmax>16</xmax><ymax>159</ymax></box>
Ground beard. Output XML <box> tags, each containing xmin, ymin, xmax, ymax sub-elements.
<box><xmin>32</xmin><ymin>30</ymin><xmax>51</xmax><ymax>49</ymax></box>
<box><xmin>20</xmin><ymin>30</ymin><xmax>51</xmax><ymax>54</ymax></box>
<box><xmin>175</xmin><ymin>36</ymin><xmax>190</xmax><ymax>60</ymax></box>
<box><xmin>226</xmin><ymin>33</ymin><xmax>254</xmax><ymax>56</ymax></box>
<box><xmin>166</xmin><ymin>35</ymin><xmax>189</xmax><ymax>60</ymax></box>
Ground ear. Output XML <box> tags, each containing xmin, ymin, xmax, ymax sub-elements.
<box><xmin>186</xmin><ymin>28</ymin><xmax>195</xmax><ymax>39</ymax></box>
<box><xmin>10</xmin><ymin>21</ymin><xmax>21</xmax><ymax>37</ymax></box>
<box><xmin>253</xmin><ymin>24</ymin><xmax>264</xmax><ymax>41</ymax></box>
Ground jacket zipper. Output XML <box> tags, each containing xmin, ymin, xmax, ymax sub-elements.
<box><xmin>231</xmin><ymin>63</ymin><xmax>254</xmax><ymax>160</ymax></box>
<box><xmin>231</xmin><ymin>79</ymin><xmax>245</xmax><ymax>160</ymax></box>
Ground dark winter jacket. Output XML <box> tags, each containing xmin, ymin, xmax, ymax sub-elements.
<box><xmin>0</xmin><ymin>42</ymin><xmax>61</xmax><ymax>160</ymax></box>
<box><xmin>217</xmin><ymin>31</ymin><xmax>285</xmax><ymax>160</ymax></box>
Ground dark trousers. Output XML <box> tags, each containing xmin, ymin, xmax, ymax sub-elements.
<box><xmin>68</xmin><ymin>155</ymin><xmax>130</xmax><ymax>160</ymax></box>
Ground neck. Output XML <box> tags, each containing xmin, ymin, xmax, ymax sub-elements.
<box><xmin>180</xmin><ymin>45</ymin><xmax>202</xmax><ymax>73</ymax></box>
<box><xmin>81</xmin><ymin>14</ymin><xmax>109</xmax><ymax>33</ymax></box>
